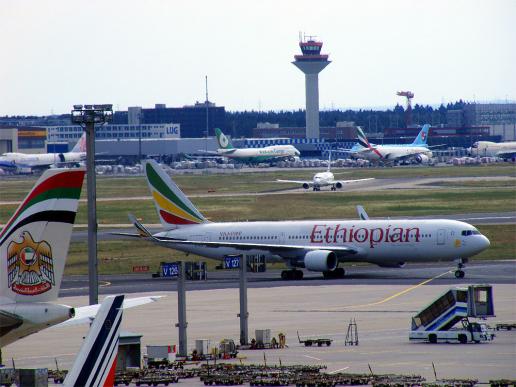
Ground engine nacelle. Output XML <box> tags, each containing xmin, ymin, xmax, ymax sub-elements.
<box><xmin>302</xmin><ymin>183</ymin><xmax>310</xmax><ymax>190</ymax></box>
<box><xmin>377</xmin><ymin>262</ymin><xmax>406</xmax><ymax>268</ymax></box>
<box><xmin>415</xmin><ymin>154</ymin><xmax>430</xmax><ymax>164</ymax></box>
<box><xmin>335</xmin><ymin>182</ymin><xmax>343</xmax><ymax>189</ymax></box>
<box><xmin>304</xmin><ymin>250</ymin><xmax>338</xmax><ymax>272</ymax></box>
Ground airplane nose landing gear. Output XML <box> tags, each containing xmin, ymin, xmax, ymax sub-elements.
<box><xmin>454</xmin><ymin>258</ymin><xmax>467</xmax><ymax>279</ymax></box>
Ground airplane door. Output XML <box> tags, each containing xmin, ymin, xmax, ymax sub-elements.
<box><xmin>437</xmin><ymin>229</ymin><xmax>446</xmax><ymax>245</ymax></box>
<box><xmin>278</xmin><ymin>232</ymin><xmax>285</xmax><ymax>244</ymax></box>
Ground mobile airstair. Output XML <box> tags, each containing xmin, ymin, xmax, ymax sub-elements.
<box><xmin>409</xmin><ymin>285</ymin><xmax>495</xmax><ymax>344</ymax></box>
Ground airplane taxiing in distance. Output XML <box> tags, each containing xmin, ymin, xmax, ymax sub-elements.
<box><xmin>0</xmin><ymin>168</ymin><xmax>159</xmax><ymax>348</ymax></box>
<box><xmin>121</xmin><ymin>160</ymin><xmax>490</xmax><ymax>281</ymax></box>
<box><xmin>200</xmin><ymin>128</ymin><xmax>300</xmax><ymax>164</ymax></box>
<box><xmin>276</xmin><ymin>151</ymin><xmax>374</xmax><ymax>191</ymax></box>
<box><xmin>345</xmin><ymin>124</ymin><xmax>440</xmax><ymax>164</ymax></box>
<box><xmin>468</xmin><ymin>140</ymin><xmax>516</xmax><ymax>160</ymax></box>
<box><xmin>0</xmin><ymin>133</ymin><xmax>86</xmax><ymax>173</ymax></box>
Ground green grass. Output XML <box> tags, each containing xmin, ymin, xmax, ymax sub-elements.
<box><xmin>1</xmin><ymin>164</ymin><xmax>515</xmax><ymax>201</ymax></box>
<box><xmin>1</xmin><ymin>187</ymin><xmax>515</xmax><ymax>225</ymax></box>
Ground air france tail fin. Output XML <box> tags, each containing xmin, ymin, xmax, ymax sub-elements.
<box><xmin>144</xmin><ymin>160</ymin><xmax>209</xmax><ymax>229</ymax></box>
<box><xmin>64</xmin><ymin>295</ymin><xmax>124</xmax><ymax>387</ymax></box>
<box><xmin>0</xmin><ymin>168</ymin><xmax>85</xmax><ymax>303</ymax></box>
<box><xmin>412</xmin><ymin>124</ymin><xmax>430</xmax><ymax>146</ymax></box>
<box><xmin>71</xmin><ymin>132</ymin><xmax>87</xmax><ymax>153</ymax></box>
<box><xmin>356</xmin><ymin>127</ymin><xmax>371</xmax><ymax>149</ymax></box>
<box><xmin>215</xmin><ymin>128</ymin><xmax>234</xmax><ymax>150</ymax></box>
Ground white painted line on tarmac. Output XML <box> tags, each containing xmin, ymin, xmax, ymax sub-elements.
<box><xmin>329</xmin><ymin>366</ymin><xmax>349</xmax><ymax>374</ymax></box>
<box><xmin>304</xmin><ymin>355</ymin><xmax>322</xmax><ymax>361</ymax></box>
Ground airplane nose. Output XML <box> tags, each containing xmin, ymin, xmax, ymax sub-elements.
<box><xmin>480</xmin><ymin>235</ymin><xmax>490</xmax><ymax>250</ymax></box>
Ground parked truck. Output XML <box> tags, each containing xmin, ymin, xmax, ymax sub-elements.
<box><xmin>409</xmin><ymin>285</ymin><xmax>495</xmax><ymax>344</ymax></box>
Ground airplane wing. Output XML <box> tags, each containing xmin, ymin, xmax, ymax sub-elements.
<box><xmin>54</xmin><ymin>296</ymin><xmax>163</xmax><ymax>327</ymax></box>
<box><xmin>149</xmin><ymin>237</ymin><xmax>357</xmax><ymax>258</ymax></box>
<box><xmin>333</xmin><ymin>178</ymin><xmax>375</xmax><ymax>185</ymax></box>
<box><xmin>276</xmin><ymin>179</ymin><xmax>313</xmax><ymax>185</ymax></box>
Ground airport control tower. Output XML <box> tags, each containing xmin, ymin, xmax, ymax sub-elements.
<box><xmin>292</xmin><ymin>35</ymin><xmax>331</xmax><ymax>139</ymax></box>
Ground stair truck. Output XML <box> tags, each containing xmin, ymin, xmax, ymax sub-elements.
<box><xmin>409</xmin><ymin>285</ymin><xmax>495</xmax><ymax>344</ymax></box>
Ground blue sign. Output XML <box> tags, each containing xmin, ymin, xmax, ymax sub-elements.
<box><xmin>224</xmin><ymin>256</ymin><xmax>241</xmax><ymax>269</ymax></box>
<box><xmin>161</xmin><ymin>262</ymin><xmax>179</xmax><ymax>277</ymax></box>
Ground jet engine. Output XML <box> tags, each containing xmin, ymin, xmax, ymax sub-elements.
<box><xmin>335</xmin><ymin>182</ymin><xmax>343</xmax><ymax>189</ymax></box>
<box><xmin>304</xmin><ymin>250</ymin><xmax>338</xmax><ymax>272</ymax></box>
<box><xmin>377</xmin><ymin>262</ymin><xmax>406</xmax><ymax>268</ymax></box>
<box><xmin>415</xmin><ymin>154</ymin><xmax>430</xmax><ymax>164</ymax></box>
<box><xmin>302</xmin><ymin>183</ymin><xmax>310</xmax><ymax>190</ymax></box>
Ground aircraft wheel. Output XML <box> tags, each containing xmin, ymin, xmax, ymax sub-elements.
<box><xmin>336</xmin><ymin>267</ymin><xmax>345</xmax><ymax>278</ymax></box>
<box><xmin>281</xmin><ymin>270</ymin><xmax>290</xmax><ymax>280</ymax></box>
<box><xmin>455</xmin><ymin>270</ymin><xmax>465</xmax><ymax>279</ymax></box>
<box><xmin>294</xmin><ymin>270</ymin><xmax>304</xmax><ymax>280</ymax></box>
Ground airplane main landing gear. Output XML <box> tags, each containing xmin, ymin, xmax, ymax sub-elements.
<box><xmin>323</xmin><ymin>267</ymin><xmax>345</xmax><ymax>279</ymax></box>
<box><xmin>454</xmin><ymin>259</ymin><xmax>466</xmax><ymax>279</ymax></box>
<box><xmin>331</xmin><ymin>185</ymin><xmax>337</xmax><ymax>191</ymax></box>
<box><xmin>313</xmin><ymin>187</ymin><xmax>320</xmax><ymax>191</ymax></box>
<box><xmin>281</xmin><ymin>269</ymin><xmax>304</xmax><ymax>280</ymax></box>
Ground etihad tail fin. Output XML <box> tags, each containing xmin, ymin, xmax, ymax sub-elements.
<box><xmin>215</xmin><ymin>128</ymin><xmax>234</xmax><ymax>150</ymax></box>
<box><xmin>412</xmin><ymin>124</ymin><xmax>430</xmax><ymax>146</ymax></box>
<box><xmin>0</xmin><ymin>168</ymin><xmax>85</xmax><ymax>303</ymax></box>
<box><xmin>71</xmin><ymin>132</ymin><xmax>87</xmax><ymax>153</ymax></box>
<box><xmin>144</xmin><ymin>160</ymin><xmax>209</xmax><ymax>229</ymax></box>
<box><xmin>64</xmin><ymin>295</ymin><xmax>124</xmax><ymax>387</ymax></box>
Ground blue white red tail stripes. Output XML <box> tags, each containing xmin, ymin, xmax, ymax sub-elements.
<box><xmin>64</xmin><ymin>295</ymin><xmax>124</xmax><ymax>387</ymax></box>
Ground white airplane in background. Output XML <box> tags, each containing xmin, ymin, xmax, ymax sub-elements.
<box><xmin>120</xmin><ymin>160</ymin><xmax>490</xmax><ymax>281</ymax></box>
<box><xmin>468</xmin><ymin>141</ymin><xmax>516</xmax><ymax>160</ymax></box>
<box><xmin>199</xmin><ymin>128</ymin><xmax>300</xmax><ymax>164</ymax></box>
<box><xmin>276</xmin><ymin>151</ymin><xmax>374</xmax><ymax>191</ymax></box>
<box><xmin>345</xmin><ymin>124</ymin><xmax>440</xmax><ymax>164</ymax></box>
<box><xmin>0</xmin><ymin>133</ymin><xmax>86</xmax><ymax>173</ymax></box>
<box><xmin>0</xmin><ymin>168</ymin><xmax>160</xmax><ymax>348</ymax></box>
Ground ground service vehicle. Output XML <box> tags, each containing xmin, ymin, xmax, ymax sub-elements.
<box><xmin>409</xmin><ymin>285</ymin><xmax>495</xmax><ymax>344</ymax></box>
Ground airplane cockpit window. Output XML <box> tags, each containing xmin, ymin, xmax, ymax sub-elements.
<box><xmin>461</xmin><ymin>230</ymin><xmax>481</xmax><ymax>236</ymax></box>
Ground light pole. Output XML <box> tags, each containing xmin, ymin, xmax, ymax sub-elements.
<box><xmin>71</xmin><ymin>104</ymin><xmax>113</xmax><ymax>305</ymax></box>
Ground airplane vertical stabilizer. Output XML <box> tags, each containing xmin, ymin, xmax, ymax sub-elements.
<box><xmin>215</xmin><ymin>128</ymin><xmax>234</xmax><ymax>150</ymax></box>
<box><xmin>64</xmin><ymin>295</ymin><xmax>124</xmax><ymax>387</ymax></box>
<box><xmin>144</xmin><ymin>160</ymin><xmax>209</xmax><ymax>229</ymax></box>
<box><xmin>71</xmin><ymin>132</ymin><xmax>87</xmax><ymax>153</ymax></box>
<box><xmin>0</xmin><ymin>168</ymin><xmax>85</xmax><ymax>304</ymax></box>
<box><xmin>412</xmin><ymin>124</ymin><xmax>430</xmax><ymax>146</ymax></box>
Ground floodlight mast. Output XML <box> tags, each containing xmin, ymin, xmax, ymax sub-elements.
<box><xmin>71</xmin><ymin>104</ymin><xmax>113</xmax><ymax>305</ymax></box>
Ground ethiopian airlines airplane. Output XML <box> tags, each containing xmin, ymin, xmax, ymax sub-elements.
<box><xmin>204</xmin><ymin>128</ymin><xmax>300</xmax><ymax>163</ymax></box>
<box><xmin>346</xmin><ymin>124</ymin><xmax>438</xmax><ymax>164</ymax></box>
<box><xmin>124</xmin><ymin>160</ymin><xmax>490</xmax><ymax>280</ymax></box>
<box><xmin>0</xmin><ymin>168</ymin><xmax>159</xmax><ymax>347</ymax></box>
<box><xmin>0</xmin><ymin>133</ymin><xmax>86</xmax><ymax>173</ymax></box>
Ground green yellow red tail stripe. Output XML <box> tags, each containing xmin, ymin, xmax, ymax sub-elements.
<box><xmin>144</xmin><ymin>160</ymin><xmax>208</xmax><ymax>227</ymax></box>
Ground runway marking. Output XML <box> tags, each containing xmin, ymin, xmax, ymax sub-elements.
<box><xmin>341</xmin><ymin>269</ymin><xmax>453</xmax><ymax>309</ymax></box>
<box><xmin>304</xmin><ymin>355</ymin><xmax>322</xmax><ymax>361</ymax></box>
<box><xmin>274</xmin><ymin>269</ymin><xmax>453</xmax><ymax>313</ymax></box>
<box><xmin>329</xmin><ymin>366</ymin><xmax>349</xmax><ymax>374</ymax></box>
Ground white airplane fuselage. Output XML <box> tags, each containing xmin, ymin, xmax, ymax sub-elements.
<box><xmin>354</xmin><ymin>145</ymin><xmax>432</xmax><ymax>161</ymax></box>
<box><xmin>313</xmin><ymin>171</ymin><xmax>335</xmax><ymax>188</ymax></box>
<box><xmin>218</xmin><ymin>145</ymin><xmax>300</xmax><ymax>162</ymax></box>
<box><xmin>468</xmin><ymin>141</ymin><xmax>516</xmax><ymax>158</ymax></box>
<box><xmin>0</xmin><ymin>151</ymin><xmax>85</xmax><ymax>167</ymax></box>
<box><xmin>155</xmin><ymin>219</ymin><xmax>488</xmax><ymax>266</ymax></box>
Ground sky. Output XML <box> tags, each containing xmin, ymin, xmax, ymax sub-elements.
<box><xmin>0</xmin><ymin>0</ymin><xmax>515</xmax><ymax>116</ymax></box>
